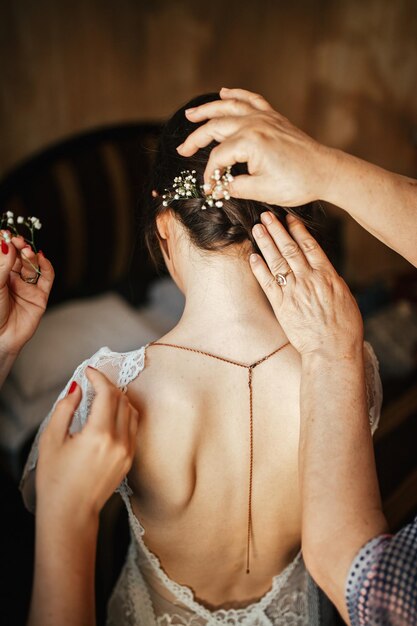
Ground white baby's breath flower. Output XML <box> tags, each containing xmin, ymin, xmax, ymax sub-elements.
<box><xmin>34</xmin><ymin>220</ymin><xmax>42</xmax><ymax>230</ymax></box>
<box><xmin>7</xmin><ymin>217</ymin><xmax>14</xmax><ymax>225</ymax></box>
<box><xmin>6</xmin><ymin>211</ymin><xmax>14</xmax><ymax>218</ymax></box>
<box><xmin>17</xmin><ymin>216</ymin><xmax>24</xmax><ymax>224</ymax></box>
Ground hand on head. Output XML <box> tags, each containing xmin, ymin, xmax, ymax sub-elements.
<box><xmin>178</xmin><ymin>87</ymin><xmax>337</xmax><ymax>207</ymax></box>
<box><xmin>0</xmin><ymin>232</ymin><xmax>54</xmax><ymax>357</ymax></box>
<box><xmin>36</xmin><ymin>367</ymin><xmax>139</xmax><ymax>519</ymax></box>
<box><xmin>250</xmin><ymin>212</ymin><xmax>363</xmax><ymax>360</ymax></box>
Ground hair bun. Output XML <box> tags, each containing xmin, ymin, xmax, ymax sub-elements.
<box><xmin>143</xmin><ymin>92</ymin><xmax>321</xmax><ymax>267</ymax></box>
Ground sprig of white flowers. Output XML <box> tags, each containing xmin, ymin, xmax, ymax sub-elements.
<box><xmin>1</xmin><ymin>211</ymin><xmax>43</xmax><ymax>278</ymax></box>
<box><xmin>161</xmin><ymin>167</ymin><xmax>233</xmax><ymax>211</ymax></box>
<box><xmin>1</xmin><ymin>211</ymin><xmax>42</xmax><ymax>251</ymax></box>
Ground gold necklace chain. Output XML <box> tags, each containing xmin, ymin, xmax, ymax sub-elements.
<box><xmin>148</xmin><ymin>340</ymin><xmax>290</xmax><ymax>574</ymax></box>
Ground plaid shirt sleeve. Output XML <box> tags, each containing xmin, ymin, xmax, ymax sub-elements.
<box><xmin>346</xmin><ymin>517</ymin><xmax>417</xmax><ymax>625</ymax></box>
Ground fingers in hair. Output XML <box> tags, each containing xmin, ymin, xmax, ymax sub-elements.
<box><xmin>220</xmin><ymin>87</ymin><xmax>273</xmax><ymax>112</ymax></box>
<box><xmin>252</xmin><ymin>222</ymin><xmax>293</xmax><ymax>279</ymax></box>
<box><xmin>285</xmin><ymin>215</ymin><xmax>334</xmax><ymax>272</ymax></box>
<box><xmin>185</xmin><ymin>98</ymin><xmax>255</xmax><ymax>123</ymax></box>
<box><xmin>260</xmin><ymin>212</ymin><xmax>310</xmax><ymax>276</ymax></box>
<box><xmin>177</xmin><ymin>116</ymin><xmax>243</xmax><ymax>157</ymax></box>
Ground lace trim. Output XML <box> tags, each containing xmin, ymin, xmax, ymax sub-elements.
<box><xmin>119</xmin><ymin>487</ymin><xmax>303</xmax><ymax>623</ymax></box>
<box><xmin>119</xmin><ymin>346</ymin><xmax>146</xmax><ymax>392</ymax></box>
<box><xmin>107</xmin><ymin>541</ymin><xmax>157</xmax><ymax>626</ymax></box>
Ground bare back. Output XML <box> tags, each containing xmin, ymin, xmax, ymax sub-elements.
<box><xmin>126</xmin><ymin>337</ymin><xmax>303</xmax><ymax>609</ymax></box>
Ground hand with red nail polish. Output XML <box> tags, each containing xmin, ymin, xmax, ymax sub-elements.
<box><xmin>30</xmin><ymin>367</ymin><xmax>139</xmax><ymax>626</ymax></box>
<box><xmin>0</xmin><ymin>231</ymin><xmax>54</xmax><ymax>370</ymax></box>
<box><xmin>37</xmin><ymin>368</ymin><xmax>139</xmax><ymax>516</ymax></box>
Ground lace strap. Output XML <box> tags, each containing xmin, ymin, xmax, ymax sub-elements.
<box><xmin>20</xmin><ymin>346</ymin><xmax>147</xmax><ymax>511</ymax></box>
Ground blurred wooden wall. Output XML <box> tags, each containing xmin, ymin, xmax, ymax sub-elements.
<box><xmin>1</xmin><ymin>0</ymin><xmax>416</xmax><ymax>284</ymax></box>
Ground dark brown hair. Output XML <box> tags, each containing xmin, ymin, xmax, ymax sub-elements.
<box><xmin>144</xmin><ymin>92</ymin><xmax>321</xmax><ymax>267</ymax></box>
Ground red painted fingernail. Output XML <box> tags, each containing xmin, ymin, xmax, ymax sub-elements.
<box><xmin>1</xmin><ymin>241</ymin><xmax>8</xmax><ymax>255</ymax></box>
<box><xmin>68</xmin><ymin>381</ymin><xmax>78</xmax><ymax>394</ymax></box>
<box><xmin>23</xmin><ymin>244</ymin><xmax>31</xmax><ymax>250</ymax></box>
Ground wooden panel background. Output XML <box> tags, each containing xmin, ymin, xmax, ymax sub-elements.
<box><xmin>1</xmin><ymin>0</ymin><xmax>416</xmax><ymax>284</ymax></box>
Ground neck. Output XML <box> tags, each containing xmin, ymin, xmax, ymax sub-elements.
<box><xmin>172</xmin><ymin>249</ymin><xmax>287</xmax><ymax>354</ymax></box>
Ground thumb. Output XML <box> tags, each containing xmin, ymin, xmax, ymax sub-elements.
<box><xmin>36</xmin><ymin>250</ymin><xmax>55</xmax><ymax>299</ymax></box>
<box><xmin>228</xmin><ymin>175</ymin><xmax>265</xmax><ymax>202</ymax></box>
<box><xmin>46</xmin><ymin>381</ymin><xmax>82</xmax><ymax>442</ymax></box>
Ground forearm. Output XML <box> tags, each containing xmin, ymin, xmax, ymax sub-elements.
<box><xmin>28</xmin><ymin>506</ymin><xmax>98</xmax><ymax>626</ymax></box>
<box><xmin>324</xmin><ymin>149</ymin><xmax>417</xmax><ymax>268</ymax></box>
<box><xmin>299</xmin><ymin>348</ymin><xmax>387</xmax><ymax>621</ymax></box>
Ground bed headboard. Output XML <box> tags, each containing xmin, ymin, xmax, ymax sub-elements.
<box><xmin>0</xmin><ymin>122</ymin><xmax>163</xmax><ymax>306</ymax></box>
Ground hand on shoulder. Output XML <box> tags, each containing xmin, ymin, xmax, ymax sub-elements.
<box><xmin>36</xmin><ymin>367</ymin><xmax>139</xmax><ymax>523</ymax></box>
<box><xmin>249</xmin><ymin>211</ymin><xmax>363</xmax><ymax>362</ymax></box>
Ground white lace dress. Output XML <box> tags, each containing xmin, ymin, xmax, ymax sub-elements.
<box><xmin>21</xmin><ymin>342</ymin><xmax>382</xmax><ymax>626</ymax></box>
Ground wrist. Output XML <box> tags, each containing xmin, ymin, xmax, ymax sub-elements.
<box><xmin>300</xmin><ymin>342</ymin><xmax>364</xmax><ymax>368</ymax></box>
<box><xmin>321</xmin><ymin>148</ymin><xmax>363</xmax><ymax>208</ymax></box>
<box><xmin>36</xmin><ymin>495</ymin><xmax>100</xmax><ymax>532</ymax></box>
<box><xmin>0</xmin><ymin>335</ymin><xmax>27</xmax><ymax>361</ymax></box>
<box><xmin>314</xmin><ymin>144</ymin><xmax>341</xmax><ymax>202</ymax></box>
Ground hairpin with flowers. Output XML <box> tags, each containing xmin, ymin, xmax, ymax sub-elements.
<box><xmin>1</xmin><ymin>211</ymin><xmax>43</xmax><ymax>284</ymax></box>
<box><xmin>161</xmin><ymin>166</ymin><xmax>234</xmax><ymax>210</ymax></box>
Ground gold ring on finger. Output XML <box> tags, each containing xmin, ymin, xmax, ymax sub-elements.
<box><xmin>20</xmin><ymin>272</ymin><xmax>39</xmax><ymax>285</ymax></box>
<box><xmin>274</xmin><ymin>269</ymin><xmax>293</xmax><ymax>286</ymax></box>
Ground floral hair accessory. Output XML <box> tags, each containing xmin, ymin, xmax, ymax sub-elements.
<box><xmin>1</xmin><ymin>211</ymin><xmax>43</xmax><ymax>280</ymax></box>
<box><xmin>161</xmin><ymin>166</ymin><xmax>233</xmax><ymax>210</ymax></box>
<box><xmin>1</xmin><ymin>211</ymin><xmax>42</xmax><ymax>249</ymax></box>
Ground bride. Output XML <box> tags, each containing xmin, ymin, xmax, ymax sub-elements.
<box><xmin>22</xmin><ymin>93</ymin><xmax>381</xmax><ymax>625</ymax></box>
